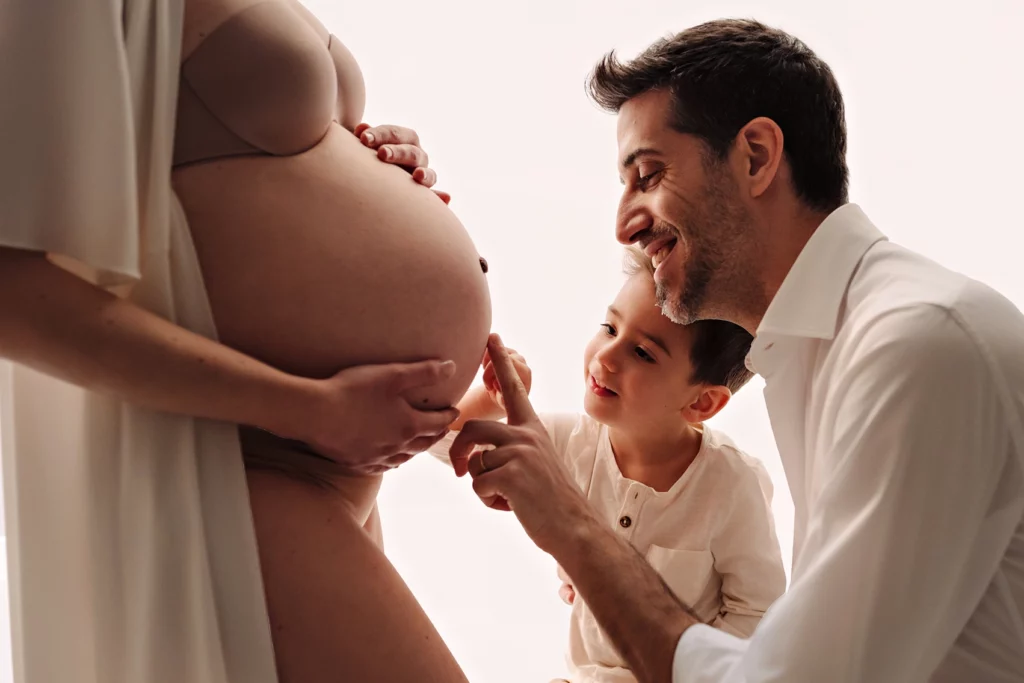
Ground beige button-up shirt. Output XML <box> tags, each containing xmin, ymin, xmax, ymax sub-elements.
<box><xmin>433</xmin><ymin>416</ymin><xmax>786</xmax><ymax>683</ymax></box>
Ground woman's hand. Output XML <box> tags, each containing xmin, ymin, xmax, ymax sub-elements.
<box><xmin>298</xmin><ymin>359</ymin><xmax>461</xmax><ymax>474</ymax></box>
<box><xmin>355</xmin><ymin>123</ymin><xmax>452</xmax><ymax>205</ymax></box>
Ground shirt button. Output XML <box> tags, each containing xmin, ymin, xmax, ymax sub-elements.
<box><xmin>619</xmin><ymin>515</ymin><xmax>632</xmax><ymax>528</ymax></box>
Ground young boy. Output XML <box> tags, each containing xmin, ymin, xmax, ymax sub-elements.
<box><xmin>431</xmin><ymin>246</ymin><xmax>785</xmax><ymax>683</ymax></box>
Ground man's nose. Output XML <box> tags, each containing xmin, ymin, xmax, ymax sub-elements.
<box><xmin>616</xmin><ymin>197</ymin><xmax>650</xmax><ymax>245</ymax></box>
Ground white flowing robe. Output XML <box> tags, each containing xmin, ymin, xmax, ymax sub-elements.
<box><xmin>0</xmin><ymin>1</ymin><xmax>278</xmax><ymax>681</ymax></box>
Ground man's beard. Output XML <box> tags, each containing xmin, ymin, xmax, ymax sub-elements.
<box><xmin>656</xmin><ymin>246</ymin><xmax>715</xmax><ymax>325</ymax></box>
<box><xmin>657</xmin><ymin>172</ymin><xmax>748</xmax><ymax>325</ymax></box>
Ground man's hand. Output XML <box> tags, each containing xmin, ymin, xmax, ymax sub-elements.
<box><xmin>453</xmin><ymin>338</ymin><xmax>698</xmax><ymax>683</ymax></box>
<box><xmin>450</xmin><ymin>334</ymin><xmax>594</xmax><ymax>554</ymax></box>
<box><xmin>355</xmin><ymin>123</ymin><xmax>452</xmax><ymax>204</ymax></box>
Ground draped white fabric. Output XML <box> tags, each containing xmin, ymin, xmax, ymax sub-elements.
<box><xmin>0</xmin><ymin>1</ymin><xmax>278</xmax><ymax>682</ymax></box>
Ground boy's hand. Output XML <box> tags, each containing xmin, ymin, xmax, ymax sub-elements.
<box><xmin>447</xmin><ymin>346</ymin><xmax>529</xmax><ymax>432</ymax></box>
<box><xmin>482</xmin><ymin>346</ymin><xmax>531</xmax><ymax>410</ymax></box>
<box><xmin>556</xmin><ymin>564</ymin><xmax>576</xmax><ymax>604</ymax></box>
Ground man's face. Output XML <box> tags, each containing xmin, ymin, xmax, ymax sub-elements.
<box><xmin>614</xmin><ymin>89</ymin><xmax>757</xmax><ymax>325</ymax></box>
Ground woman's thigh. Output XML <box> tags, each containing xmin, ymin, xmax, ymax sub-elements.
<box><xmin>247</xmin><ymin>470</ymin><xmax>467</xmax><ymax>683</ymax></box>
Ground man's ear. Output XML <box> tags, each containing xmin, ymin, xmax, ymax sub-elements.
<box><xmin>733</xmin><ymin>117</ymin><xmax>785</xmax><ymax>199</ymax></box>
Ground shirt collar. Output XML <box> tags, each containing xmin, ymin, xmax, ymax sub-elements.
<box><xmin>746</xmin><ymin>204</ymin><xmax>887</xmax><ymax>370</ymax></box>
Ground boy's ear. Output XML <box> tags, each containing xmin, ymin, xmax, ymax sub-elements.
<box><xmin>682</xmin><ymin>385</ymin><xmax>732</xmax><ymax>423</ymax></box>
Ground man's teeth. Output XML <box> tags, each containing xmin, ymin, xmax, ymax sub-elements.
<box><xmin>651</xmin><ymin>243</ymin><xmax>672</xmax><ymax>268</ymax></box>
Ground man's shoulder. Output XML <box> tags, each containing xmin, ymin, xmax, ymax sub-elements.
<box><xmin>831</xmin><ymin>249</ymin><xmax>1024</xmax><ymax>433</ymax></box>
<box><xmin>847</xmin><ymin>241</ymin><xmax>966</xmax><ymax>323</ymax></box>
<box><xmin>842</xmin><ymin>241</ymin><xmax>1022</xmax><ymax>366</ymax></box>
<box><xmin>850</xmin><ymin>239</ymin><xmax>1017</xmax><ymax>321</ymax></box>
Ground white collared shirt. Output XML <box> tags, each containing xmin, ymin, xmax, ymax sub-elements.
<box><xmin>673</xmin><ymin>204</ymin><xmax>1024</xmax><ymax>682</ymax></box>
<box><xmin>431</xmin><ymin>417</ymin><xmax>786</xmax><ymax>682</ymax></box>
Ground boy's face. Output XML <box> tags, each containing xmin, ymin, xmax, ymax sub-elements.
<box><xmin>583</xmin><ymin>273</ymin><xmax>704</xmax><ymax>431</ymax></box>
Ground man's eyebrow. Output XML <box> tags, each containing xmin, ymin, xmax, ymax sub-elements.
<box><xmin>621</xmin><ymin>147</ymin><xmax>661</xmax><ymax>169</ymax></box>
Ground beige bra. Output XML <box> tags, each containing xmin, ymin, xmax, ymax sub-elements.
<box><xmin>173</xmin><ymin>1</ymin><xmax>361</xmax><ymax>167</ymax></box>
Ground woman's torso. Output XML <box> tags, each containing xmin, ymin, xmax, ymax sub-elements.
<box><xmin>172</xmin><ymin>0</ymin><xmax>491</xmax><ymax>511</ymax></box>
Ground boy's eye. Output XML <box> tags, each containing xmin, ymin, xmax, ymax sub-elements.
<box><xmin>635</xmin><ymin>347</ymin><xmax>655</xmax><ymax>363</ymax></box>
<box><xmin>601</xmin><ymin>323</ymin><xmax>616</xmax><ymax>336</ymax></box>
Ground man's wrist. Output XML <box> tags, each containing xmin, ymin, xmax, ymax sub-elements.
<box><xmin>547</xmin><ymin>498</ymin><xmax>607</xmax><ymax>569</ymax></box>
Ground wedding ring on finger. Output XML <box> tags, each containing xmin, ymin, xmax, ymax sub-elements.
<box><xmin>476</xmin><ymin>445</ymin><xmax>496</xmax><ymax>473</ymax></box>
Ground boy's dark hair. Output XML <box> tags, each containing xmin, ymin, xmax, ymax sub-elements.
<box><xmin>588</xmin><ymin>18</ymin><xmax>849</xmax><ymax>213</ymax></box>
<box><xmin>624</xmin><ymin>246</ymin><xmax>754</xmax><ymax>393</ymax></box>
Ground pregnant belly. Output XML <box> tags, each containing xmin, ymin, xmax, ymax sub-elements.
<box><xmin>172</xmin><ymin>124</ymin><xmax>492</xmax><ymax>410</ymax></box>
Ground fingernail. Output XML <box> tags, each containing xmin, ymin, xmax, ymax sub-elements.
<box><xmin>383</xmin><ymin>147</ymin><xmax>393</xmax><ymax>160</ymax></box>
<box><xmin>364</xmin><ymin>132</ymin><xmax>374</xmax><ymax>145</ymax></box>
<box><xmin>441</xmin><ymin>360</ymin><xmax>456</xmax><ymax>376</ymax></box>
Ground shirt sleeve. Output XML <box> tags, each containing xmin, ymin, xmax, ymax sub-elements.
<box><xmin>426</xmin><ymin>413</ymin><xmax>577</xmax><ymax>467</ymax></box>
<box><xmin>425</xmin><ymin>429</ymin><xmax>459</xmax><ymax>466</ymax></box>
<box><xmin>675</xmin><ymin>306</ymin><xmax>1017</xmax><ymax>682</ymax></box>
<box><xmin>709</xmin><ymin>457</ymin><xmax>787</xmax><ymax>638</ymax></box>
<box><xmin>0</xmin><ymin>0</ymin><xmax>141</xmax><ymax>287</ymax></box>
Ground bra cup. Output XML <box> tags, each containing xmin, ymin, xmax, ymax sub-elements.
<box><xmin>328</xmin><ymin>36</ymin><xmax>365</xmax><ymax>133</ymax></box>
<box><xmin>174</xmin><ymin>2</ymin><xmax>354</xmax><ymax>165</ymax></box>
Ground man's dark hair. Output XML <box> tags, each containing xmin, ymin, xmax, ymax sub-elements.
<box><xmin>624</xmin><ymin>247</ymin><xmax>754</xmax><ymax>394</ymax></box>
<box><xmin>588</xmin><ymin>18</ymin><xmax>849</xmax><ymax>213</ymax></box>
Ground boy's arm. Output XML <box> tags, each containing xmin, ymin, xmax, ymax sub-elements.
<box><xmin>449</xmin><ymin>385</ymin><xmax>505</xmax><ymax>431</ymax></box>
<box><xmin>425</xmin><ymin>386</ymin><xmax>505</xmax><ymax>465</ymax></box>
<box><xmin>709</xmin><ymin>458</ymin><xmax>787</xmax><ymax>637</ymax></box>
